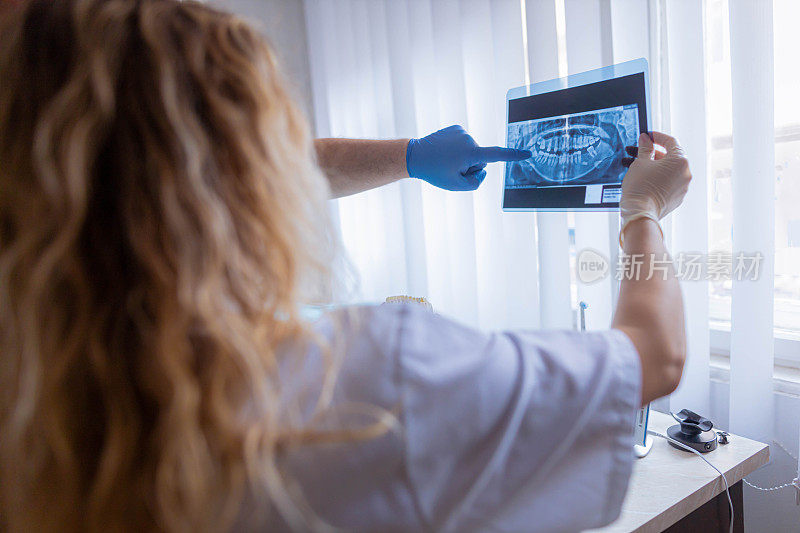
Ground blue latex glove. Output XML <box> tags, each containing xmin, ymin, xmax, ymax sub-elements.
<box><xmin>406</xmin><ymin>125</ymin><xmax>532</xmax><ymax>191</ymax></box>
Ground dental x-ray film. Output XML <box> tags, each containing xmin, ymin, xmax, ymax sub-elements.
<box><xmin>503</xmin><ymin>59</ymin><xmax>650</xmax><ymax>211</ymax></box>
<box><xmin>506</xmin><ymin>105</ymin><xmax>638</xmax><ymax>188</ymax></box>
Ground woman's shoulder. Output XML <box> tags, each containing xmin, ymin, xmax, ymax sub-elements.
<box><xmin>316</xmin><ymin>302</ymin><xmax>490</xmax><ymax>361</ymax></box>
<box><xmin>315</xmin><ymin>302</ymin><xmax>425</xmax><ymax>350</ymax></box>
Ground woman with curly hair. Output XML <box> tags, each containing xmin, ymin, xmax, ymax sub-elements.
<box><xmin>0</xmin><ymin>0</ymin><xmax>690</xmax><ymax>531</ymax></box>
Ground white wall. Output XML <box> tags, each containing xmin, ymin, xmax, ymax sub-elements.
<box><xmin>211</xmin><ymin>0</ymin><xmax>315</xmax><ymax>122</ymax></box>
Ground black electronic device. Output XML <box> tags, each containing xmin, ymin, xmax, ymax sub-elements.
<box><xmin>667</xmin><ymin>409</ymin><xmax>719</xmax><ymax>454</ymax></box>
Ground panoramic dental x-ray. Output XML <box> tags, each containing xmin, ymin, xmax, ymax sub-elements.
<box><xmin>506</xmin><ymin>104</ymin><xmax>639</xmax><ymax>188</ymax></box>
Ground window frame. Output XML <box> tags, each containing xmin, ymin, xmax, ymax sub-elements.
<box><xmin>706</xmin><ymin>131</ymin><xmax>800</xmax><ymax>367</ymax></box>
<box><xmin>710</xmin><ymin>322</ymin><xmax>800</xmax><ymax>368</ymax></box>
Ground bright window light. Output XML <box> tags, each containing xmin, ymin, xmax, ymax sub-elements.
<box><xmin>705</xmin><ymin>0</ymin><xmax>800</xmax><ymax>342</ymax></box>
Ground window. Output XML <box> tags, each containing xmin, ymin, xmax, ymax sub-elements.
<box><xmin>705</xmin><ymin>0</ymin><xmax>800</xmax><ymax>359</ymax></box>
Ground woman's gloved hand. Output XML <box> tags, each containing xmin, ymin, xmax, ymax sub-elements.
<box><xmin>406</xmin><ymin>125</ymin><xmax>531</xmax><ymax>191</ymax></box>
<box><xmin>619</xmin><ymin>131</ymin><xmax>692</xmax><ymax>244</ymax></box>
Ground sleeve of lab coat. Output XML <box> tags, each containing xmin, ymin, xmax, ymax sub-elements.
<box><xmin>396</xmin><ymin>304</ymin><xmax>641</xmax><ymax>533</ymax></box>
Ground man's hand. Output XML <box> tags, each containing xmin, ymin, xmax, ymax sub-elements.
<box><xmin>406</xmin><ymin>125</ymin><xmax>531</xmax><ymax>191</ymax></box>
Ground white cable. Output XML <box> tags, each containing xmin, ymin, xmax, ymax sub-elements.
<box><xmin>648</xmin><ymin>429</ymin><xmax>734</xmax><ymax>533</ymax></box>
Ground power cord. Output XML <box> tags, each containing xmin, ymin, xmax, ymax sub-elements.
<box><xmin>648</xmin><ymin>429</ymin><xmax>734</xmax><ymax>533</ymax></box>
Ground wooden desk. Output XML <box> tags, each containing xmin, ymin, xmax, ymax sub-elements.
<box><xmin>589</xmin><ymin>411</ymin><xmax>769</xmax><ymax>532</ymax></box>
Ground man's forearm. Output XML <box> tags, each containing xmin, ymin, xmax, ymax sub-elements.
<box><xmin>315</xmin><ymin>138</ymin><xmax>410</xmax><ymax>198</ymax></box>
<box><xmin>612</xmin><ymin>218</ymin><xmax>686</xmax><ymax>405</ymax></box>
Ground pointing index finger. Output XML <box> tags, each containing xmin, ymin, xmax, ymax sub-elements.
<box><xmin>474</xmin><ymin>146</ymin><xmax>532</xmax><ymax>163</ymax></box>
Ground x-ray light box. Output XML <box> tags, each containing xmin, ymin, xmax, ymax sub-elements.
<box><xmin>503</xmin><ymin>58</ymin><xmax>651</xmax><ymax>211</ymax></box>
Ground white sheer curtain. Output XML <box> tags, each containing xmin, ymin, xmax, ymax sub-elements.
<box><xmin>657</xmin><ymin>0</ymin><xmax>777</xmax><ymax>446</ymax></box>
<box><xmin>303</xmin><ymin>0</ymin><xmax>777</xmax><ymax>448</ymax></box>
<box><xmin>525</xmin><ymin>0</ymin><xmax>571</xmax><ymax>330</ymax></box>
<box><xmin>660</xmin><ymin>0</ymin><xmax>712</xmax><ymax>417</ymax></box>
<box><xmin>727</xmin><ymin>0</ymin><xmax>775</xmax><ymax>444</ymax></box>
<box><xmin>305</xmin><ymin>0</ymin><xmax>542</xmax><ymax>330</ymax></box>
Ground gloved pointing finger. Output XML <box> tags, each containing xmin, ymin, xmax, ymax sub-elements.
<box><xmin>473</xmin><ymin>146</ymin><xmax>532</xmax><ymax>164</ymax></box>
<box><xmin>407</xmin><ymin>125</ymin><xmax>531</xmax><ymax>192</ymax></box>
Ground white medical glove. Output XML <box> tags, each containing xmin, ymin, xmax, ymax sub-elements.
<box><xmin>619</xmin><ymin>132</ymin><xmax>692</xmax><ymax>246</ymax></box>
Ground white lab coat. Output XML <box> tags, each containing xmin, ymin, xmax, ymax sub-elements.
<box><xmin>274</xmin><ymin>303</ymin><xmax>641</xmax><ymax>532</ymax></box>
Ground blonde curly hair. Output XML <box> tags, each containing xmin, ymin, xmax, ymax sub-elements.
<box><xmin>0</xmin><ymin>0</ymin><xmax>344</xmax><ymax>530</ymax></box>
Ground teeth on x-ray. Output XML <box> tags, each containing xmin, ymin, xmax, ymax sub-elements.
<box><xmin>505</xmin><ymin>104</ymin><xmax>639</xmax><ymax>189</ymax></box>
